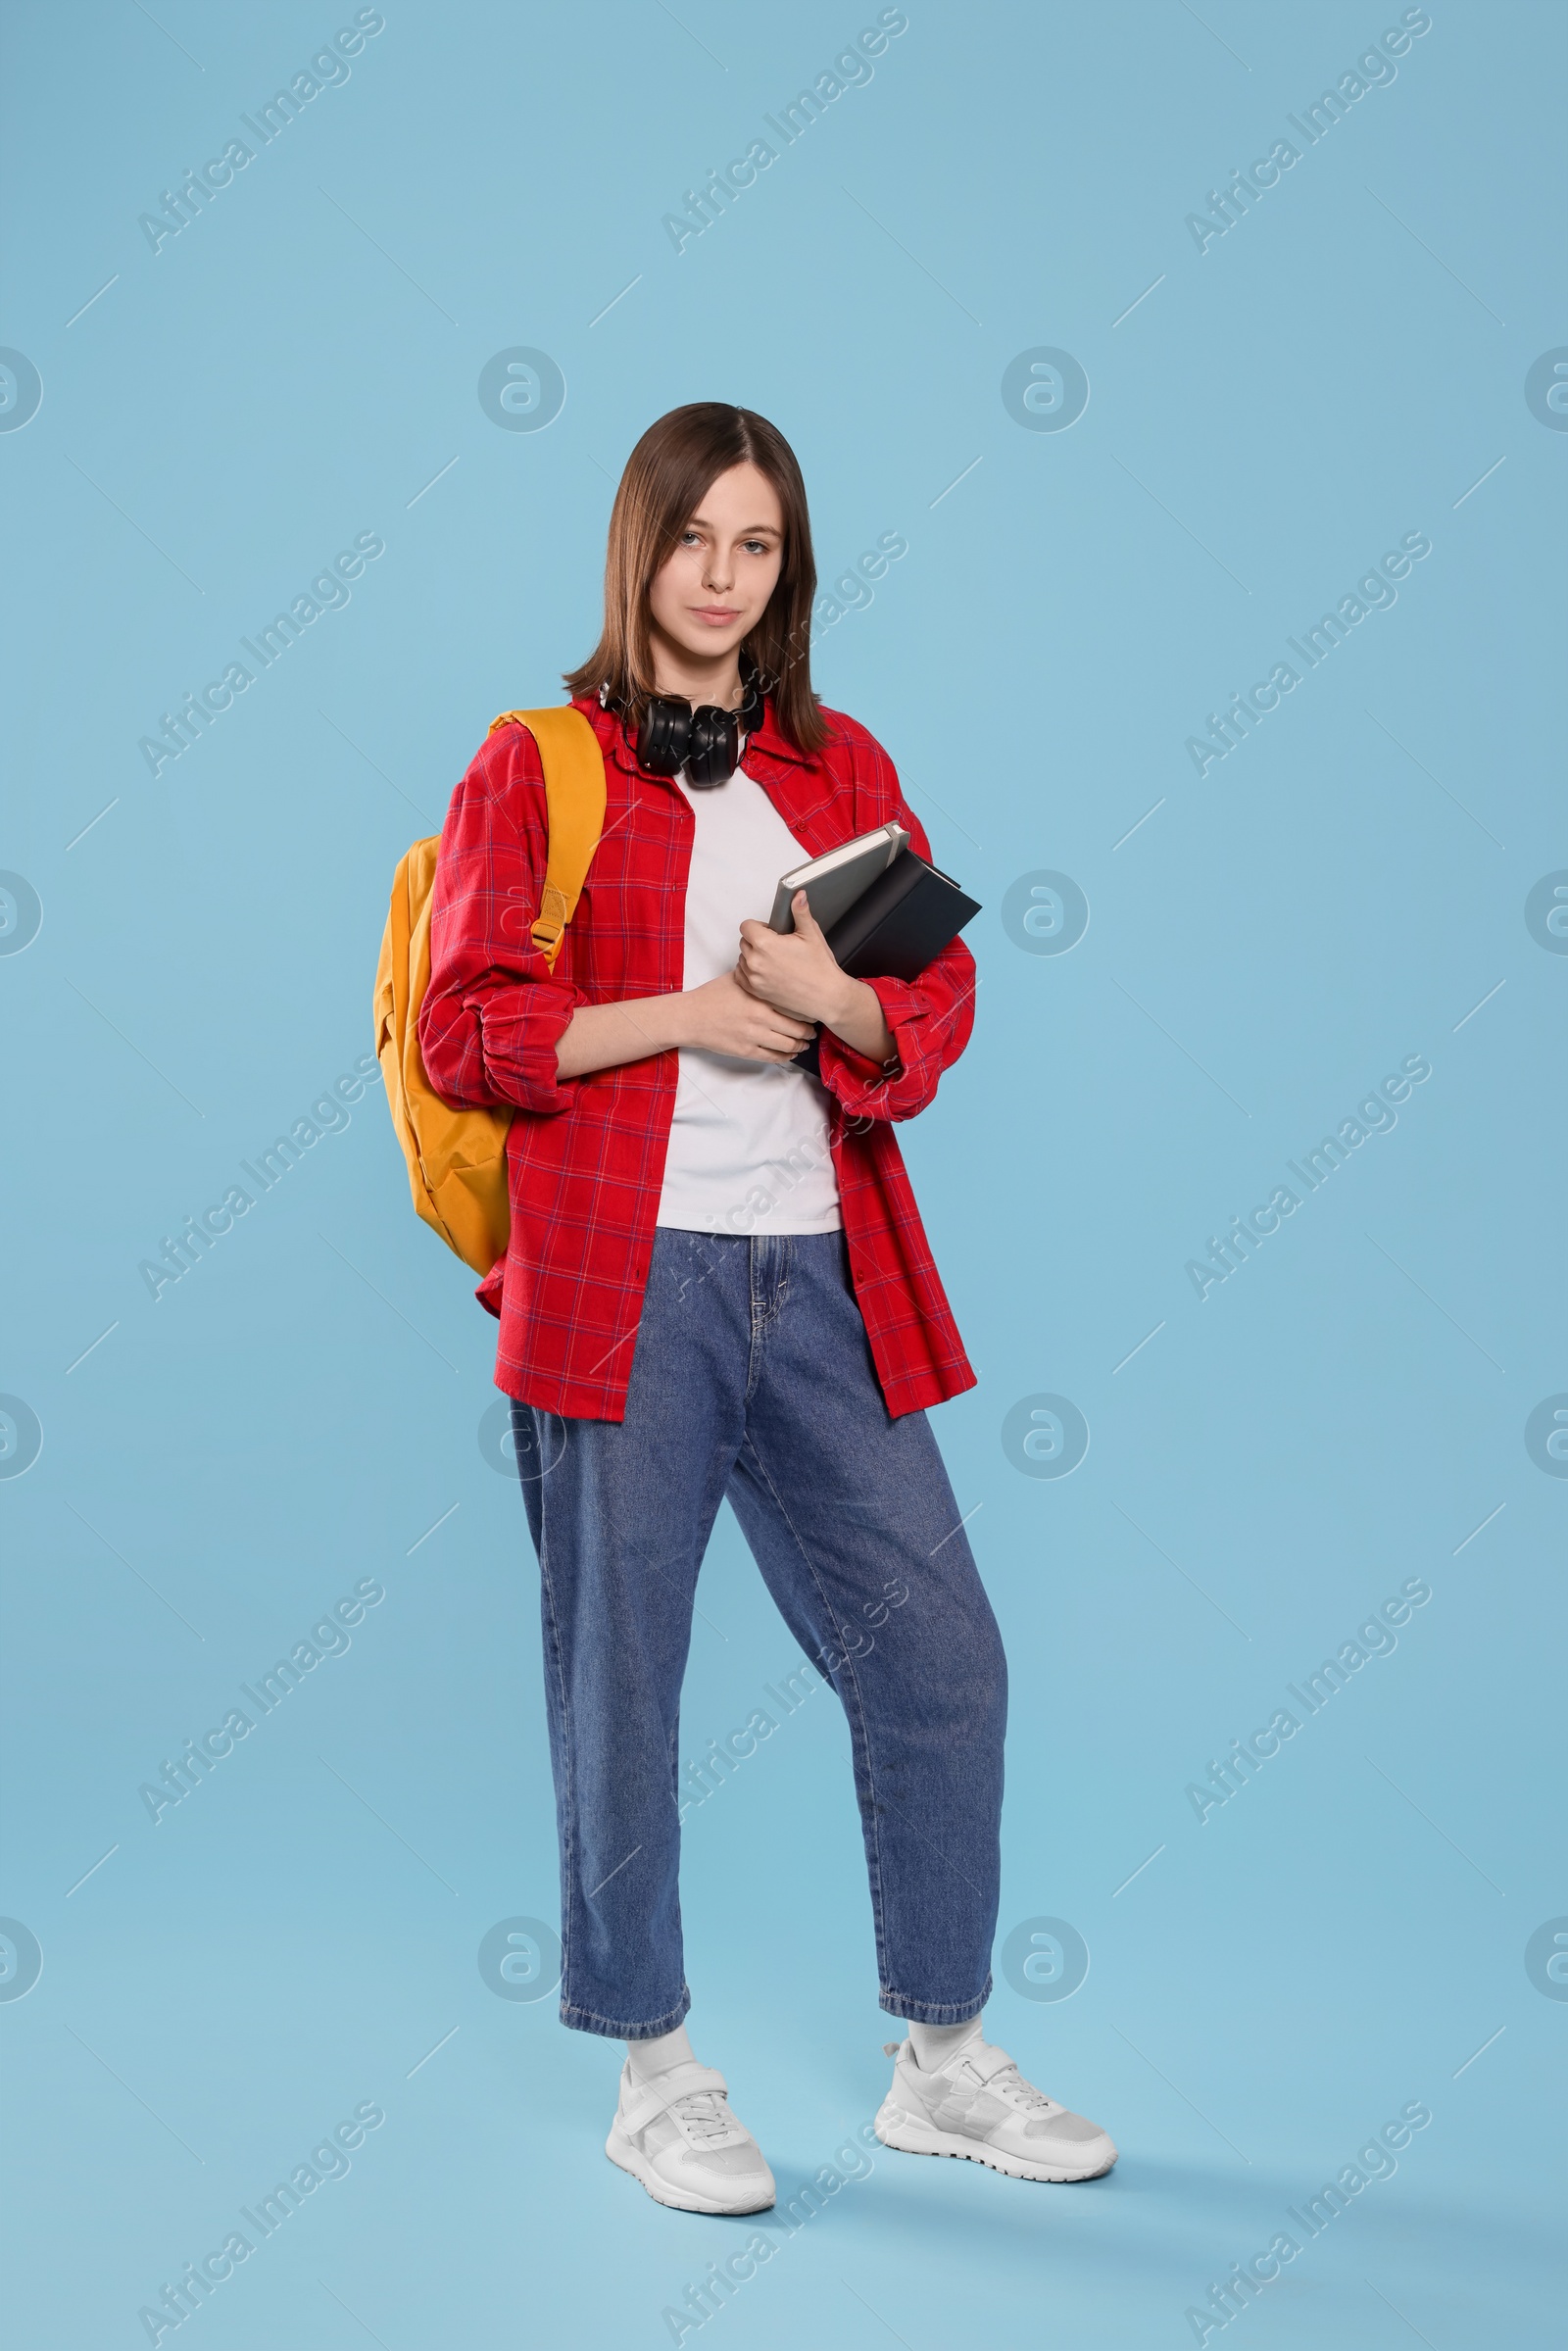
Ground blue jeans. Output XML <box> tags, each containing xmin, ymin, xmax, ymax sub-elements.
<box><xmin>510</xmin><ymin>1227</ymin><xmax>1006</xmax><ymax>2038</ymax></box>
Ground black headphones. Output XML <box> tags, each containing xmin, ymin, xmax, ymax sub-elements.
<box><xmin>608</xmin><ymin>661</ymin><xmax>766</xmax><ymax>788</ymax></box>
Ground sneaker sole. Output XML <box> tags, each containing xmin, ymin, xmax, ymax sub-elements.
<box><xmin>874</xmin><ymin>2098</ymin><xmax>1116</xmax><ymax>2184</ymax></box>
<box><xmin>605</xmin><ymin>2121</ymin><xmax>776</xmax><ymax>2216</ymax></box>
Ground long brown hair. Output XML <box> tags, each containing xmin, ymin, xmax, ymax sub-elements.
<box><xmin>564</xmin><ymin>403</ymin><xmax>827</xmax><ymax>755</ymax></box>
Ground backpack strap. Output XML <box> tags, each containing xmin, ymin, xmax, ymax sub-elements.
<box><xmin>488</xmin><ymin>705</ymin><xmax>608</xmax><ymax>970</ymax></box>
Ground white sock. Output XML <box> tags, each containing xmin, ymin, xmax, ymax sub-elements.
<box><xmin>907</xmin><ymin>2016</ymin><xmax>983</xmax><ymax>2072</ymax></box>
<box><xmin>626</xmin><ymin>2022</ymin><xmax>696</xmax><ymax>2081</ymax></box>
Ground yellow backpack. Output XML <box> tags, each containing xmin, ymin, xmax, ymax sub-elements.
<box><xmin>373</xmin><ymin>705</ymin><xmax>607</xmax><ymax>1276</ymax></box>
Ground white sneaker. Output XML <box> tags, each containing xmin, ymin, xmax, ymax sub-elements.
<box><xmin>606</xmin><ymin>2057</ymin><xmax>776</xmax><ymax>2215</ymax></box>
<box><xmin>875</xmin><ymin>2033</ymin><xmax>1118</xmax><ymax>2182</ymax></box>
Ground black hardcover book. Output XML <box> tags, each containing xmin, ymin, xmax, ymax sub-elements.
<box><xmin>794</xmin><ymin>850</ymin><xmax>980</xmax><ymax>1073</ymax></box>
<box><xmin>825</xmin><ymin>849</ymin><xmax>980</xmax><ymax>982</ymax></box>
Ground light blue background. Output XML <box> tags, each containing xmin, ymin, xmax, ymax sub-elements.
<box><xmin>2</xmin><ymin>3</ymin><xmax>1563</xmax><ymax>2345</ymax></box>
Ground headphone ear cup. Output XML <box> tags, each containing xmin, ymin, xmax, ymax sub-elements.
<box><xmin>638</xmin><ymin>696</ymin><xmax>690</xmax><ymax>776</ymax></box>
<box><xmin>685</xmin><ymin>706</ymin><xmax>740</xmax><ymax>788</ymax></box>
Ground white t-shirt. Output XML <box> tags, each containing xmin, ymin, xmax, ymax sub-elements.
<box><xmin>655</xmin><ymin>751</ymin><xmax>843</xmax><ymax>1237</ymax></box>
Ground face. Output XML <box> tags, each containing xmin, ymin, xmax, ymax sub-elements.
<box><xmin>647</xmin><ymin>461</ymin><xmax>784</xmax><ymax>674</ymax></box>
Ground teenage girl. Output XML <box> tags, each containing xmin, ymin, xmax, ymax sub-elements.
<box><xmin>420</xmin><ymin>403</ymin><xmax>1116</xmax><ymax>2211</ymax></box>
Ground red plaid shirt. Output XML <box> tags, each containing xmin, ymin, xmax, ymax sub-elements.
<box><xmin>418</xmin><ymin>694</ymin><xmax>976</xmax><ymax>1420</ymax></box>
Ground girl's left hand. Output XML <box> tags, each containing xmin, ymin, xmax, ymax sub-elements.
<box><xmin>737</xmin><ymin>891</ymin><xmax>854</xmax><ymax>1027</ymax></box>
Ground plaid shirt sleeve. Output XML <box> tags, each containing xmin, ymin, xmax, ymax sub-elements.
<box><xmin>417</xmin><ymin>725</ymin><xmax>584</xmax><ymax>1117</ymax></box>
<box><xmin>814</xmin><ymin>771</ymin><xmax>977</xmax><ymax>1123</ymax></box>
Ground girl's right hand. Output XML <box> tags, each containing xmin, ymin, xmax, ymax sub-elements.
<box><xmin>680</xmin><ymin>970</ymin><xmax>816</xmax><ymax>1063</ymax></box>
